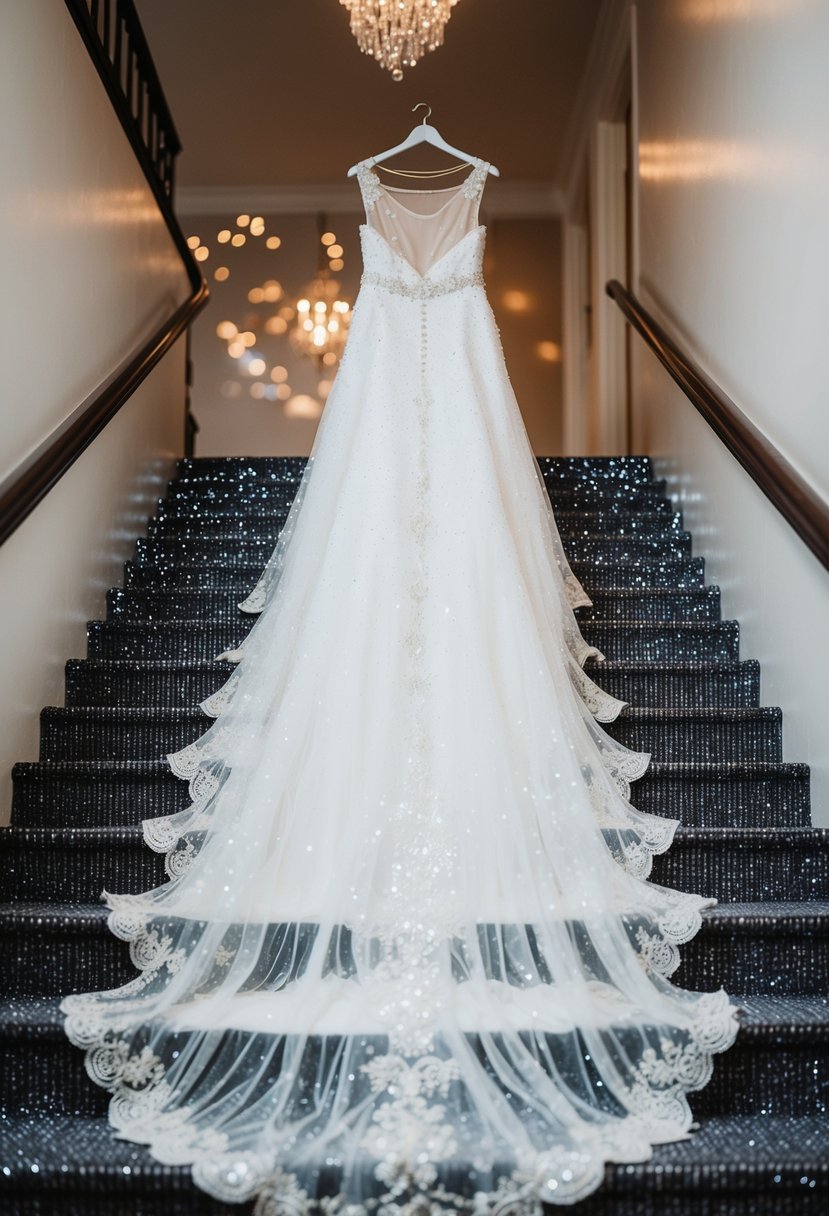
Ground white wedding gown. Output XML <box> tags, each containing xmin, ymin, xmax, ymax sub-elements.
<box><xmin>63</xmin><ymin>156</ymin><xmax>738</xmax><ymax>1213</ymax></box>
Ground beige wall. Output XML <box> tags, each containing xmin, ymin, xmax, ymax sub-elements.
<box><xmin>0</xmin><ymin>1</ymin><xmax>191</xmax><ymax>821</ymax></box>
<box><xmin>590</xmin><ymin>0</ymin><xmax>829</xmax><ymax>820</ymax></box>
<box><xmin>183</xmin><ymin>209</ymin><xmax>563</xmax><ymax>457</ymax></box>
<box><xmin>0</xmin><ymin>2</ymin><xmax>188</xmax><ymax>482</ymax></box>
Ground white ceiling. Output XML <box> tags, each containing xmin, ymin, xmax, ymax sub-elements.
<box><xmin>134</xmin><ymin>0</ymin><xmax>603</xmax><ymax>192</ymax></box>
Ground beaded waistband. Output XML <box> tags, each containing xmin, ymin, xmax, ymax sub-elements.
<box><xmin>361</xmin><ymin>268</ymin><xmax>484</xmax><ymax>300</ymax></box>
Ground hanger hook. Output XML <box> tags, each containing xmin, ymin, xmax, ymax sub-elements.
<box><xmin>412</xmin><ymin>102</ymin><xmax>432</xmax><ymax>125</ymax></box>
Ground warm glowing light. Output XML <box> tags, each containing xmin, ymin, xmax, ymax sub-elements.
<box><xmin>195</xmin><ymin>246</ymin><xmax>210</xmax><ymax>261</ymax></box>
<box><xmin>322</xmin><ymin>351</ymin><xmax>338</xmax><ymax>366</ymax></box>
<box><xmin>271</xmin><ymin>365</ymin><xmax>289</xmax><ymax>383</ymax></box>
<box><xmin>297</xmin><ymin>299</ymin><xmax>310</xmax><ymax>313</ymax></box>
<box><xmin>216</xmin><ymin>321</ymin><xmax>238</xmax><ymax>340</ymax></box>
<box><xmin>263</xmin><ymin>280</ymin><xmax>283</xmax><ymax>302</ymax></box>
<box><xmin>266</xmin><ymin>236</ymin><xmax>282</xmax><ymax>249</ymax></box>
<box><xmin>302</xmin><ymin>319</ymin><xmax>314</xmax><ymax>332</ymax></box>
<box><xmin>227</xmin><ymin>340</ymin><xmax>245</xmax><ymax>358</ymax></box>
<box><xmin>231</xmin><ymin>234</ymin><xmax>246</xmax><ymax>247</ymax></box>
<box><xmin>187</xmin><ymin>235</ymin><xmax>200</xmax><ymax>250</ymax></box>
<box><xmin>318</xmin><ymin>379</ymin><xmax>333</xmax><ymax>398</ymax></box>
<box><xmin>240</xmin><ymin>331</ymin><xmax>256</xmax><ymax>347</ymax></box>
<box><xmin>265</xmin><ymin>316</ymin><xmax>288</xmax><ymax>335</ymax></box>
<box><xmin>502</xmin><ymin>289</ymin><xmax>531</xmax><ymax>313</ymax></box>
<box><xmin>236</xmin><ymin>214</ymin><xmax>251</xmax><ymax>228</ymax></box>
<box><xmin>277</xmin><ymin>383</ymin><xmax>292</xmax><ymax>400</ymax></box>
<box><xmin>340</xmin><ymin>0</ymin><xmax>461</xmax><ymax>81</ymax></box>
<box><xmin>250</xmin><ymin>217</ymin><xmax>266</xmax><ymax>236</ymax></box>
<box><xmin>248</xmin><ymin>357</ymin><xmax>267</xmax><ymax>376</ymax></box>
<box><xmin>678</xmin><ymin>0</ymin><xmax>803</xmax><ymax>21</ymax></box>
<box><xmin>327</xmin><ymin>244</ymin><xmax>344</xmax><ymax>259</ymax></box>
<box><xmin>329</xmin><ymin>258</ymin><xmax>344</xmax><ymax>272</ymax></box>
<box><xmin>536</xmin><ymin>340</ymin><xmax>562</xmax><ymax>364</ymax></box>
<box><xmin>284</xmin><ymin>393</ymin><xmax>321</xmax><ymax>418</ymax></box>
<box><xmin>214</xmin><ymin>266</ymin><xmax>230</xmax><ymax>281</ymax></box>
<box><xmin>279</xmin><ymin>306</ymin><xmax>296</xmax><ymax>320</ymax></box>
<box><xmin>250</xmin><ymin>382</ymin><xmax>267</xmax><ymax>399</ymax></box>
<box><xmin>217</xmin><ymin>229</ymin><xmax>231</xmax><ymax>243</ymax></box>
<box><xmin>248</xmin><ymin>287</ymin><xmax>265</xmax><ymax>304</ymax></box>
<box><xmin>321</xmin><ymin>232</ymin><xmax>337</xmax><ymax>246</ymax></box>
<box><xmin>638</xmin><ymin>137</ymin><xmax>793</xmax><ymax>183</ymax></box>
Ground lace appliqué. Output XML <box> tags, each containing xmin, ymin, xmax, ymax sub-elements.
<box><xmin>361</xmin><ymin>1055</ymin><xmax>461</xmax><ymax>1186</ymax></box>
<box><xmin>356</xmin><ymin>159</ymin><xmax>383</xmax><ymax>212</ymax></box>
<box><xmin>461</xmin><ymin>159</ymin><xmax>490</xmax><ymax>200</ymax></box>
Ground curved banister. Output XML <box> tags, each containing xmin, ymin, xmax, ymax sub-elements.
<box><xmin>606</xmin><ymin>278</ymin><xmax>829</xmax><ymax>572</ymax></box>
<box><xmin>0</xmin><ymin>0</ymin><xmax>209</xmax><ymax>547</ymax></box>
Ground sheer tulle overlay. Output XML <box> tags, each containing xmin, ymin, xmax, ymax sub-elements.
<box><xmin>62</xmin><ymin>158</ymin><xmax>738</xmax><ymax>1213</ymax></box>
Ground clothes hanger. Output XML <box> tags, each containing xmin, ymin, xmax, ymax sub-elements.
<box><xmin>347</xmin><ymin>104</ymin><xmax>500</xmax><ymax>177</ymax></box>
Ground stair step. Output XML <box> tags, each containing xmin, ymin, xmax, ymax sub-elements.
<box><xmin>65</xmin><ymin>659</ymin><xmax>238</xmax><ymax>709</ymax></box>
<box><xmin>607</xmin><ymin>707</ymin><xmax>782</xmax><ymax>764</ymax></box>
<box><xmin>536</xmin><ymin>455</ymin><xmax>653</xmax><ymax>483</ymax></box>
<box><xmin>124</xmin><ymin>556</ymin><xmax>708</xmax><ymax>593</ymax></box>
<box><xmin>649</xmin><ymin>827</ymin><xmax>829</xmax><ymax>902</ymax></box>
<box><xmin>35</xmin><ymin>705</ymin><xmax>782</xmax><ymax>765</ymax></box>
<box><xmin>0</xmin><ymin>825</ymin><xmax>824</xmax><ymax>904</ymax></box>
<box><xmin>1</xmin><ymin>1111</ymin><xmax>826</xmax><ymax>1216</ymax></box>
<box><xmin>673</xmin><ymin>901</ymin><xmax>829</xmax><ymax>996</ymax></box>
<box><xmin>133</xmin><ymin>531</ymin><xmax>694</xmax><ymax>567</ymax></box>
<box><xmin>159</xmin><ymin>482</ymin><xmax>673</xmax><ymax>514</ymax></box>
<box><xmin>144</xmin><ymin>507</ymin><xmax>685</xmax><ymax>542</ymax></box>
<box><xmin>1</xmin><ymin>901</ymin><xmax>825</xmax><ymax>1001</ymax></box>
<box><xmin>587</xmin><ymin>659</ymin><xmax>760</xmax><ymax>708</ymax></box>
<box><xmin>83</xmin><ymin>619</ymin><xmax>739</xmax><ymax>663</ymax></box>
<box><xmin>577</xmin><ymin>587</ymin><xmax>720</xmax><ymax>622</ymax></box>
<box><xmin>63</xmin><ymin>658</ymin><xmax>761</xmax><ymax>711</ymax></box>
<box><xmin>631</xmin><ymin>761</ymin><xmax>811</xmax><ymax>828</ymax></box>
<box><xmin>0</xmin><ymin>904</ymin><xmax>132</xmax><ymax>997</ymax></box>
<box><xmin>172</xmin><ymin>454</ymin><xmax>655</xmax><ymax>486</ymax></box>
<box><xmin>1</xmin><ymin>992</ymin><xmax>827</xmax><ymax>1119</ymax></box>
<box><xmin>104</xmin><ymin>586</ymin><xmax>722</xmax><ymax>625</ymax></box>
<box><xmin>13</xmin><ymin>760</ymin><xmax>809</xmax><ymax>831</ymax></box>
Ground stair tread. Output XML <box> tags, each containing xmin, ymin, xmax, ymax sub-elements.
<box><xmin>13</xmin><ymin>758</ymin><xmax>811</xmax><ymax>777</ymax></box>
<box><xmin>40</xmin><ymin>705</ymin><xmax>783</xmax><ymax>722</ymax></box>
<box><xmin>2</xmin><ymin>824</ymin><xmax>824</xmax><ymax>844</ymax></box>
<box><xmin>0</xmin><ymin>1113</ymin><xmax>826</xmax><ymax>1194</ymax></box>
<box><xmin>67</xmin><ymin>657</ymin><xmax>758</xmax><ymax>672</ymax></box>
<box><xmin>113</xmin><ymin>585</ymin><xmax>715</xmax><ymax>600</ymax></box>
<box><xmin>89</xmin><ymin>617</ymin><xmax>736</xmax><ymax>628</ymax></box>
<box><xmin>1</xmin><ymin>899</ymin><xmax>827</xmax><ymax>931</ymax></box>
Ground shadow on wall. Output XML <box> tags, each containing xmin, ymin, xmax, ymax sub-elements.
<box><xmin>183</xmin><ymin>210</ymin><xmax>563</xmax><ymax>457</ymax></box>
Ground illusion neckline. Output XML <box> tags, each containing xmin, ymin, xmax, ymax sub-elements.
<box><xmin>360</xmin><ymin>222</ymin><xmax>486</xmax><ymax>282</ymax></box>
<box><xmin>366</xmin><ymin>158</ymin><xmax>484</xmax><ymax>218</ymax></box>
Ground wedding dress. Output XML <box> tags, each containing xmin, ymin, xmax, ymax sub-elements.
<box><xmin>62</xmin><ymin>155</ymin><xmax>739</xmax><ymax>1214</ymax></box>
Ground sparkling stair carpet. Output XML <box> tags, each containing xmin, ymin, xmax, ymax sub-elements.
<box><xmin>1</xmin><ymin>456</ymin><xmax>827</xmax><ymax>1214</ymax></box>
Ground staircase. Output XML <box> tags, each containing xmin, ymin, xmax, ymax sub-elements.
<box><xmin>1</xmin><ymin>455</ymin><xmax>827</xmax><ymax>1215</ymax></box>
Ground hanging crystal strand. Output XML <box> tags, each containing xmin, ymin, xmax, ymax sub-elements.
<box><xmin>339</xmin><ymin>0</ymin><xmax>462</xmax><ymax>81</ymax></box>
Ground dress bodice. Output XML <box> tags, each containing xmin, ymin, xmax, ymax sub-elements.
<box><xmin>355</xmin><ymin>156</ymin><xmax>490</xmax><ymax>288</ymax></box>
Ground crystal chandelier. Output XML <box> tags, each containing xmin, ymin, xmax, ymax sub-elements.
<box><xmin>340</xmin><ymin>0</ymin><xmax>462</xmax><ymax>81</ymax></box>
<box><xmin>290</xmin><ymin>216</ymin><xmax>352</xmax><ymax>365</ymax></box>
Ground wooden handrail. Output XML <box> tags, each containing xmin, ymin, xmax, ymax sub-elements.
<box><xmin>0</xmin><ymin>0</ymin><xmax>208</xmax><ymax>546</ymax></box>
<box><xmin>606</xmin><ymin>279</ymin><xmax>829</xmax><ymax>572</ymax></box>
